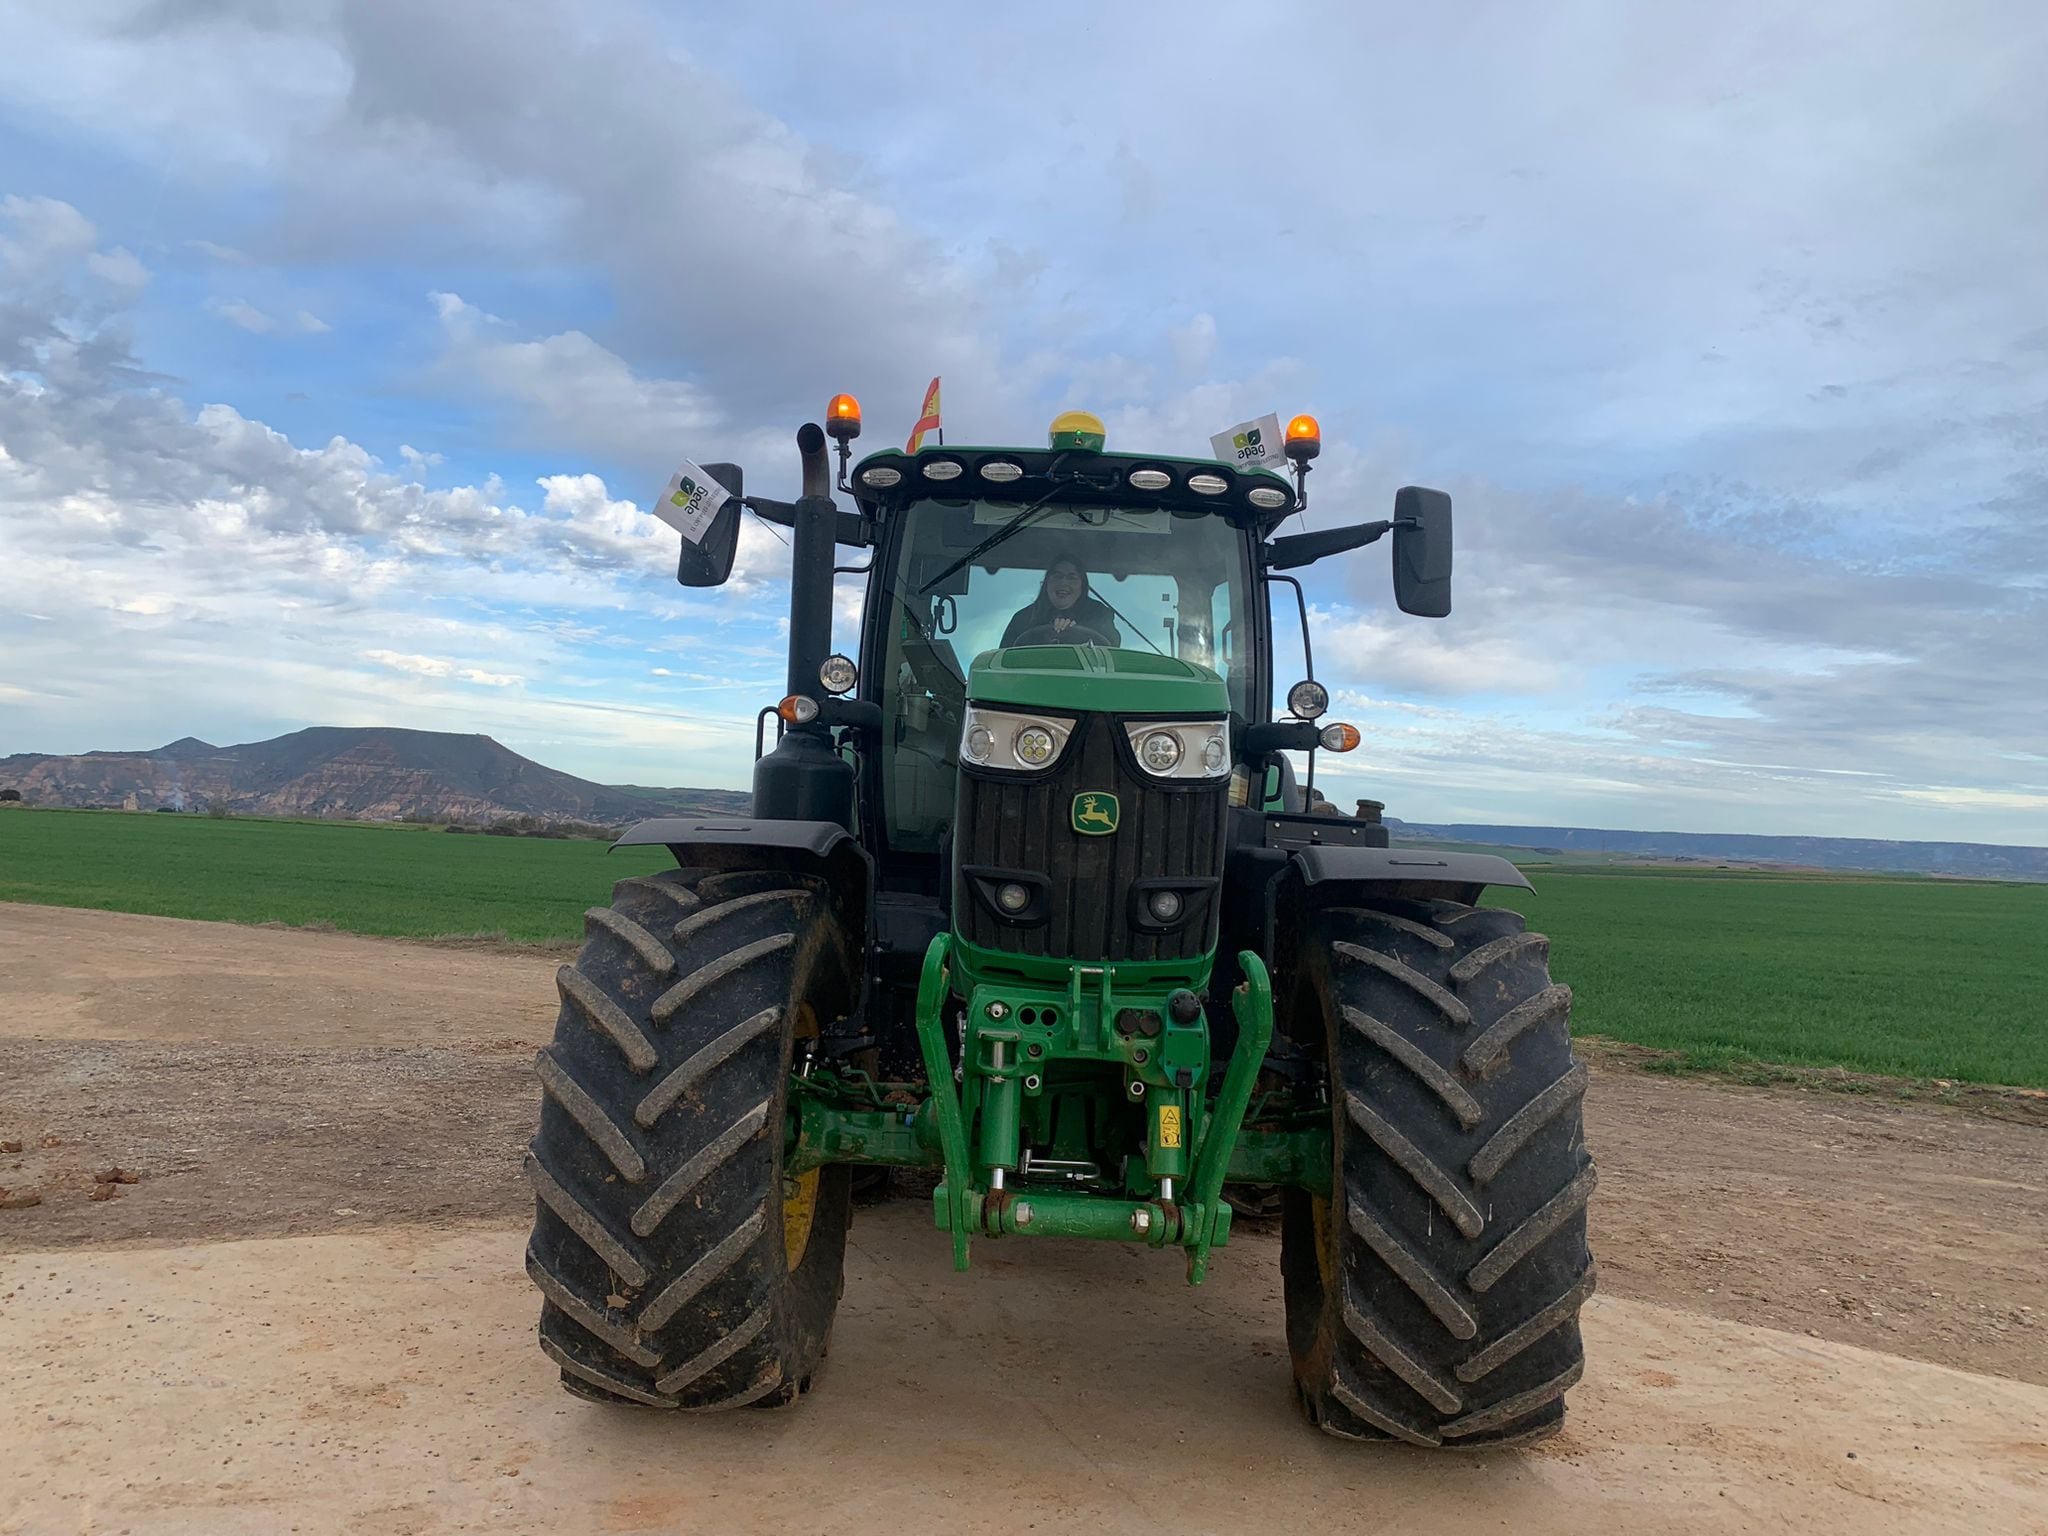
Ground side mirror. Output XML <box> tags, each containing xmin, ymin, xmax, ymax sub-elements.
<box><xmin>675</xmin><ymin>462</ymin><xmax>744</xmax><ymax>587</ymax></box>
<box><xmin>1392</xmin><ymin>486</ymin><xmax>1452</xmax><ymax>617</ymax></box>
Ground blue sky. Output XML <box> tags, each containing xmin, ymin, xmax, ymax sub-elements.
<box><xmin>1</xmin><ymin>1</ymin><xmax>2044</xmax><ymax>842</ymax></box>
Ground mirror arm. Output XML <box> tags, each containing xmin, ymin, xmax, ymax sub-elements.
<box><xmin>1261</xmin><ymin>518</ymin><xmax>1392</xmax><ymax>571</ymax></box>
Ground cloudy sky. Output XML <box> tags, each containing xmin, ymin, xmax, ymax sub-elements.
<box><xmin>1</xmin><ymin>1</ymin><xmax>2043</xmax><ymax>842</ymax></box>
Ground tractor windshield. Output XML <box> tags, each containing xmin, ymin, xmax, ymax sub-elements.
<box><xmin>873</xmin><ymin>500</ymin><xmax>1254</xmax><ymax>852</ymax></box>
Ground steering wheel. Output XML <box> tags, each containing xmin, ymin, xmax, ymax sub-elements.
<box><xmin>1010</xmin><ymin>620</ymin><xmax>1116</xmax><ymax>647</ymax></box>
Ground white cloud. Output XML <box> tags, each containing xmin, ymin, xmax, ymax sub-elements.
<box><xmin>364</xmin><ymin>650</ymin><xmax>453</xmax><ymax>678</ymax></box>
<box><xmin>208</xmin><ymin>297</ymin><xmax>274</xmax><ymax>333</ymax></box>
<box><xmin>458</xmin><ymin>667</ymin><xmax>522</xmax><ymax>688</ymax></box>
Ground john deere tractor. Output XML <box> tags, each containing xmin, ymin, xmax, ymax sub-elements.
<box><xmin>524</xmin><ymin>403</ymin><xmax>1595</xmax><ymax>1448</ymax></box>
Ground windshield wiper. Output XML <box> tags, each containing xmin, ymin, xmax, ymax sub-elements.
<box><xmin>917</xmin><ymin>458</ymin><xmax>1071</xmax><ymax>595</ymax></box>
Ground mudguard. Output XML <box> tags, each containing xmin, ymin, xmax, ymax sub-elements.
<box><xmin>1292</xmin><ymin>844</ymin><xmax>1532</xmax><ymax>903</ymax></box>
<box><xmin>613</xmin><ymin>815</ymin><xmax>871</xmax><ymax>922</ymax></box>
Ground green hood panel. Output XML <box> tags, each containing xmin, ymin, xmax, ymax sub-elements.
<box><xmin>968</xmin><ymin>645</ymin><xmax>1229</xmax><ymax>716</ymax></box>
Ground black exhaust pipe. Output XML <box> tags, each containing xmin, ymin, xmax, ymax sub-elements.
<box><xmin>752</xmin><ymin>422</ymin><xmax>856</xmax><ymax>828</ymax></box>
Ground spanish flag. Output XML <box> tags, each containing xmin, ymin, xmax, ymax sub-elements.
<box><xmin>906</xmin><ymin>376</ymin><xmax>942</xmax><ymax>453</ymax></box>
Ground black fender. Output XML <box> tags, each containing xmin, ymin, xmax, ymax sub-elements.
<box><xmin>613</xmin><ymin>816</ymin><xmax>873</xmax><ymax>993</ymax></box>
<box><xmin>1291</xmin><ymin>844</ymin><xmax>1532</xmax><ymax>907</ymax></box>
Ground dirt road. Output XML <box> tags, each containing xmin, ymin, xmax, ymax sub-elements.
<box><xmin>2</xmin><ymin>902</ymin><xmax>2045</xmax><ymax>1533</ymax></box>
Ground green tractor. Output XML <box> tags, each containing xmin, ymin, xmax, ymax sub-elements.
<box><xmin>524</xmin><ymin>402</ymin><xmax>1595</xmax><ymax>1448</ymax></box>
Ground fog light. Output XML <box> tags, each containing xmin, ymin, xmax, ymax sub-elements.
<box><xmin>1202</xmin><ymin>733</ymin><xmax>1228</xmax><ymax>774</ymax></box>
<box><xmin>1016</xmin><ymin>726</ymin><xmax>1056</xmax><ymax>765</ymax></box>
<box><xmin>1139</xmin><ymin>729</ymin><xmax>1182</xmax><ymax>772</ymax></box>
<box><xmin>1147</xmin><ymin>889</ymin><xmax>1184</xmax><ymax>922</ymax></box>
<box><xmin>997</xmin><ymin>882</ymin><xmax>1031</xmax><ymax>913</ymax></box>
<box><xmin>965</xmin><ymin>725</ymin><xmax>995</xmax><ymax>762</ymax></box>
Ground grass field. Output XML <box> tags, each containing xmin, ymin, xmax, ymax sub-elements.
<box><xmin>1493</xmin><ymin>868</ymin><xmax>2048</xmax><ymax>1088</ymax></box>
<box><xmin>0</xmin><ymin>807</ymin><xmax>671</xmax><ymax>943</ymax></box>
<box><xmin>4</xmin><ymin>808</ymin><xmax>2044</xmax><ymax>1087</ymax></box>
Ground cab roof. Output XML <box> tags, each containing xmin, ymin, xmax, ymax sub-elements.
<box><xmin>848</xmin><ymin>443</ymin><xmax>1298</xmax><ymax>531</ymax></box>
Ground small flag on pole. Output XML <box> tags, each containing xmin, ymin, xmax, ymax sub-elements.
<box><xmin>906</xmin><ymin>376</ymin><xmax>942</xmax><ymax>453</ymax></box>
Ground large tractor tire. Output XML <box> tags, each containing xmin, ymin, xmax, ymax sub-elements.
<box><xmin>1281</xmin><ymin>897</ymin><xmax>1595</xmax><ymax>1449</ymax></box>
<box><xmin>525</xmin><ymin>868</ymin><xmax>855</xmax><ymax>1410</ymax></box>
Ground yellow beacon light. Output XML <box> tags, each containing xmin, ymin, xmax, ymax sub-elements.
<box><xmin>1048</xmin><ymin>409</ymin><xmax>1106</xmax><ymax>452</ymax></box>
<box><xmin>1284</xmin><ymin>413</ymin><xmax>1322</xmax><ymax>462</ymax></box>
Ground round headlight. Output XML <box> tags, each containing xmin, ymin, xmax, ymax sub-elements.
<box><xmin>1128</xmin><ymin>468</ymin><xmax>1172</xmax><ymax>491</ymax></box>
<box><xmin>859</xmin><ymin>465</ymin><xmax>902</xmax><ymax>489</ymax></box>
<box><xmin>1139</xmin><ymin>729</ymin><xmax>1182</xmax><ymax>772</ymax></box>
<box><xmin>1287</xmin><ymin>680</ymin><xmax>1329</xmax><ymax>719</ymax></box>
<box><xmin>1147</xmin><ymin>889</ymin><xmax>1184</xmax><ymax>922</ymax></box>
<box><xmin>1015</xmin><ymin>726</ymin><xmax>1056</xmax><ymax>766</ymax></box>
<box><xmin>922</xmin><ymin>459</ymin><xmax>964</xmax><ymax>481</ymax></box>
<box><xmin>1247</xmin><ymin>485</ymin><xmax>1291</xmax><ymax>510</ymax></box>
<box><xmin>980</xmin><ymin>460</ymin><xmax>1024</xmax><ymax>483</ymax></box>
<box><xmin>1202</xmin><ymin>733</ymin><xmax>1228</xmax><ymax>774</ymax></box>
<box><xmin>818</xmin><ymin>654</ymin><xmax>858</xmax><ymax>695</ymax></box>
<box><xmin>1187</xmin><ymin>473</ymin><xmax>1228</xmax><ymax>496</ymax></box>
<box><xmin>997</xmin><ymin>882</ymin><xmax>1032</xmax><ymax>914</ymax></box>
<box><xmin>965</xmin><ymin>725</ymin><xmax>995</xmax><ymax>762</ymax></box>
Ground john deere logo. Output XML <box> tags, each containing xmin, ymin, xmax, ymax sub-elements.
<box><xmin>1072</xmin><ymin>792</ymin><xmax>1120</xmax><ymax>836</ymax></box>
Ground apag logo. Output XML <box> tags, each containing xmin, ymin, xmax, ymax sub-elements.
<box><xmin>670</xmin><ymin>475</ymin><xmax>704</xmax><ymax>512</ymax></box>
<box><xmin>1231</xmin><ymin>426</ymin><xmax>1265</xmax><ymax>460</ymax></box>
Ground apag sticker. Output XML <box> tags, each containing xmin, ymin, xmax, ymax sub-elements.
<box><xmin>653</xmin><ymin>459</ymin><xmax>732</xmax><ymax>545</ymax></box>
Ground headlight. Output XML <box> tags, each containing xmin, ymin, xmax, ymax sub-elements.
<box><xmin>819</xmin><ymin>654</ymin><xmax>858</xmax><ymax>695</ymax></box>
<box><xmin>1123</xmin><ymin>719</ymin><xmax>1230</xmax><ymax>780</ymax></box>
<box><xmin>1287</xmin><ymin>679</ymin><xmax>1329</xmax><ymax>719</ymax></box>
<box><xmin>959</xmin><ymin>706</ymin><xmax>1074</xmax><ymax>772</ymax></box>
<box><xmin>1138</xmin><ymin>730</ymin><xmax>1182</xmax><ymax>772</ymax></box>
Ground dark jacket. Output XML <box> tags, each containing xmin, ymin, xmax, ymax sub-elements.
<box><xmin>1000</xmin><ymin>592</ymin><xmax>1123</xmax><ymax>648</ymax></box>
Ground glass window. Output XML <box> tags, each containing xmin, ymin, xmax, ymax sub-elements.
<box><xmin>872</xmin><ymin>501</ymin><xmax>1253</xmax><ymax>852</ymax></box>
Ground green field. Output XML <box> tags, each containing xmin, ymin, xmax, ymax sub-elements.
<box><xmin>0</xmin><ymin>807</ymin><xmax>671</xmax><ymax>943</ymax></box>
<box><xmin>1493</xmin><ymin>867</ymin><xmax>2048</xmax><ymax>1087</ymax></box>
<box><xmin>3</xmin><ymin>808</ymin><xmax>2044</xmax><ymax>1087</ymax></box>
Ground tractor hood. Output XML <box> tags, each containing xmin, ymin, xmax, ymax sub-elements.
<box><xmin>968</xmin><ymin>645</ymin><xmax>1229</xmax><ymax>717</ymax></box>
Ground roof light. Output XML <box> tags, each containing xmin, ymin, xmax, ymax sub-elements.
<box><xmin>1049</xmin><ymin>410</ymin><xmax>1106</xmax><ymax>452</ymax></box>
<box><xmin>1247</xmin><ymin>485</ymin><xmax>1291</xmax><ymax>510</ymax></box>
<box><xmin>980</xmin><ymin>459</ymin><xmax>1023</xmax><ymax>483</ymax></box>
<box><xmin>826</xmin><ymin>393</ymin><xmax>862</xmax><ymax>441</ymax></box>
<box><xmin>1284</xmin><ymin>413</ymin><xmax>1321</xmax><ymax>462</ymax></box>
<box><xmin>1128</xmin><ymin>468</ymin><xmax>1172</xmax><ymax>491</ymax></box>
<box><xmin>1187</xmin><ymin>473</ymin><xmax>1228</xmax><ymax>496</ymax></box>
<box><xmin>922</xmin><ymin>459</ymin><xmax>964</xmax><ymax>481</ymax></box>
<box><xmin>858</xmin><ymin>465</ymin><xmax>902</xmax><ymax>489</ymax></box>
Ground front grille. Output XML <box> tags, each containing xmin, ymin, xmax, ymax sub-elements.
<box><xmin>953</xmin><ymin>713</ymin><xmax>1226</xmax><ymax>963</ymax></box>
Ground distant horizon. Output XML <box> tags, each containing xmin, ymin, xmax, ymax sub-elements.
<box><xmin>6</xmin><ymin>721</ymin><xmax>2044</xmax><ymax>856</ymax></box>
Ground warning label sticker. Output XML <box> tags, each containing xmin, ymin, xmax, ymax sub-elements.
<box><xmin>1157</xmin><ymin>1104</ymin><xmax>1183</xmax><ymax>1150</ymax></box>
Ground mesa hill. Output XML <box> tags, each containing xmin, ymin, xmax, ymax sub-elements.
<box><xmin>0</xmin><ymin>727</ymin><xmax>747</xmax><ymax>825</ymax></box>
